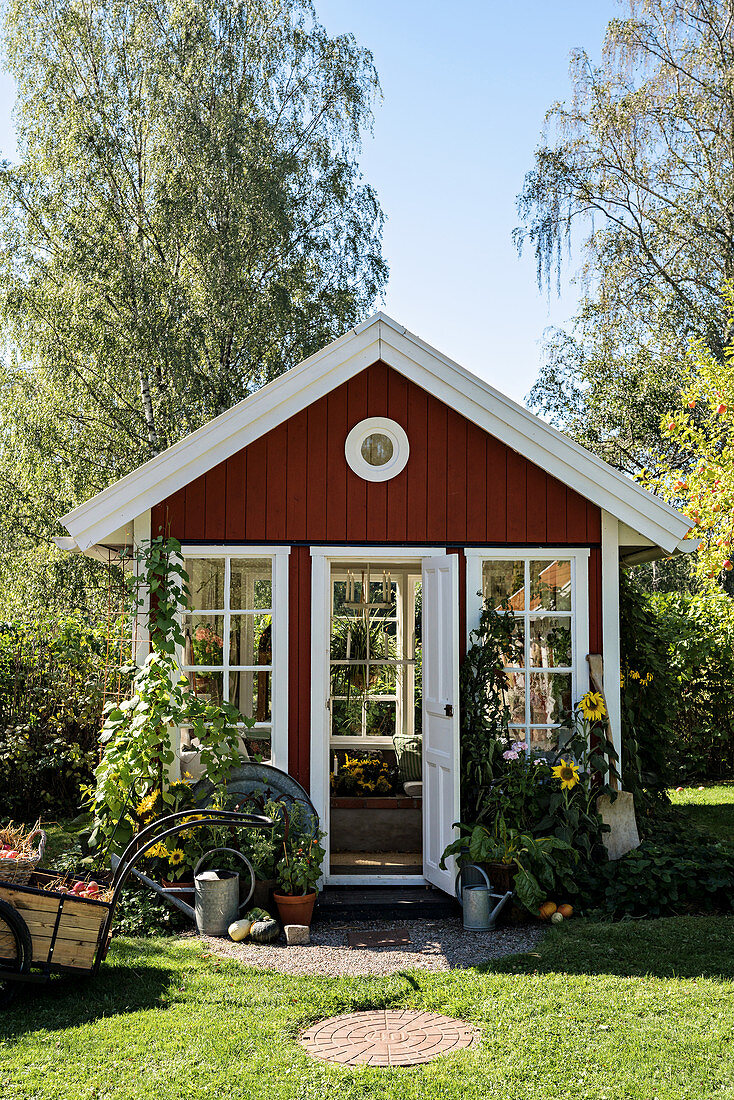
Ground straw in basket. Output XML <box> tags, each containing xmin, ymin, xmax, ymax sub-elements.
<box><xmin>0</xmin><ymin>824</ymin><xmax>47</xmax><ymax>886</ymax></box>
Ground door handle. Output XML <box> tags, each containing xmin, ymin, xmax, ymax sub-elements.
<box><xmin>444</xmin><ymin>703</ymin><xmax>454</xmax><ymax>717</ymax></box>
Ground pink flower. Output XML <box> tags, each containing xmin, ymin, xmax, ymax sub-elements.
<box><xmin>502</xmin><ymin>750</ymin><xmax>520</xmax><ymax>761</ymax></box>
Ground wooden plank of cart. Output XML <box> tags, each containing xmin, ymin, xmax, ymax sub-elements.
<box><xmin>0</xmin><ymin>808</ymin><xmax>272</xmax><ymax>1007</ymax></box>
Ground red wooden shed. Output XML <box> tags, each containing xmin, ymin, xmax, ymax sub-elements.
<box><xmin>58</xmin><ymin>314</ymin><xmax>694</xmax><ymax>893</ymax></box>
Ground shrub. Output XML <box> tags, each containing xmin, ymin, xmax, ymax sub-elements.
<box><xmin>620</xmin><ymin>570</ymin><xmax>734</xmax><ymax>791</ymax></box>
<box><xmin>582</xmin><ymin>833</ymin><xmax>734</xmax><ymax>919</ymax></box>
<box><xmin>0</xmin><ymin>616</ymin><xmax>122</xmax><ymax>819</ymax></box>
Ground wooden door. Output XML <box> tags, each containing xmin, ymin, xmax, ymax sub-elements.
<box><xmin>421</xmin><ymin>554</ymin><xmax>460</xmax><ymax>894</ymax></box>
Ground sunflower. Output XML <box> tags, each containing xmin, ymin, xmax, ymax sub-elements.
<box><xmin>145</xmin><ymin>842</ymin><xmax>168</xmax><ymax>860</ymax></box>
<box><xmin>552</xmin><ymin>760</ymin><xmax>581</xmax><ymax>790</ymax></box>
<box><xmin>136</xmin><ymin>790</ymin><xmax>160</xmax><ymax>820</ymax></box>
<box><xmin>168</xmin><ymin>849</ymin><xmax>185</xmax><ymax>867</ymax></box>
<box><xmin>578</xmin><ymin>691</ymin><xmax>607</xmax><ymax>722</ymax></box>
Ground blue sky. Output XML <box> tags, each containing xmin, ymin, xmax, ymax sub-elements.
<box><xmin>0</xmin><ymin>1</ymin><xmax>619</xmax><ymax>403</ymax></box>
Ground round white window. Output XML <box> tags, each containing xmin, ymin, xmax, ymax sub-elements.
<box><xmin>345</xmin><ymin>417</ymin><xmax>410</xmax><ymax>482</ymax></box>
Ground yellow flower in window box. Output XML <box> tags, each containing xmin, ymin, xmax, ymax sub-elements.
<box><xmin>551</xmin><ymin>760</ymin><xmax>581</xmax><ymax>790</ymax></box>
<box><xmin>578</xmin><ymin>691</ymin><xmax>606</xmax><ymax>722</ymax></box>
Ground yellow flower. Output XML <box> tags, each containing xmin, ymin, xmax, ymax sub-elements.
<box><xmin>578</xmin><ymin>691</ymin><xmax>607</xmax><ymax>722</ymax></box>
<box><xmin>168</xmin><ymin>849</ymin><xmax>185</xmax><ymax>866</ymax></box>
<box><xmin>552</xmin><ymin>760</ymin><xmax>581</xmax><ymax>790</ymax></box>
<box><xmin>146</xmin><ymin>842</ymin><xmax>168</xmax><ymax>859</ymax></box>
<box><xmin>136</xmin><ymin>790</ymin><xmax>160</xmax><ymax>819</ymax></box>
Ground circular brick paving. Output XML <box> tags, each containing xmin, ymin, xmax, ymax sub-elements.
<box><xmin>299</xmin><ymin>1009</ymin><xmax>480</xmax><ymax>1067</ymax></box>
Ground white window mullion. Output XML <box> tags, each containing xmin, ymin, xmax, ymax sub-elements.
<box><xmin>223</xmin><ymin>556</ymin><xmax>231</xmax><ymax>703</ymax></box>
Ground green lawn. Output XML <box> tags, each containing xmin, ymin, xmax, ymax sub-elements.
<box><xmin>668</xmin><ymin>782</ymin><xmax>734</xmax><ymax>844</ymax></box>
<box><xmin>2</xmin><ymin>915</ymin><xmax>734</xmax><ymax>1100</ymax></box>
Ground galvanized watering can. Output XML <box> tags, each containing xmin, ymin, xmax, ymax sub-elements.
<box><xmin>455</xmin><ymin>864</ymin><xmax>513</xmax><ymax>931</ymax></box>
<box><xmin>194</xmin><ymin>847</ymin><xmax>255</xmax><ymax>936</ymax></box>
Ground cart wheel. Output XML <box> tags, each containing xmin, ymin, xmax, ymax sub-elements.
<box><xmin>0</xmin><ymin>899</ymin><xmax>32</xmax><ymax>1009</ymax></box>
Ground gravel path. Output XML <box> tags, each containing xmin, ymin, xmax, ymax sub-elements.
<box><xmin>198</xmin><ymin>917</ymin><xmax>544</xmax><ymax>976</ymax></box>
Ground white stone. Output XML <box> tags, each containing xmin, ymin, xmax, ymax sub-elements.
<box><xmin>285</xmin><ymin>924</ymin><xmax>310</xmax><ymax>945</ymax></box>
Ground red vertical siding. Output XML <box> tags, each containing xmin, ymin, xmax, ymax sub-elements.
<box><xmin>147</xmin><ymin>360</ymin><xmax>607</xmax><ymax>797</ymax></box>
<box><xmin>289</xmin><ymin>546</ymin><xmax>311</xmax><ymax>791</ymax></box>
<box><xmin>205</xmin><ymin>462</ymin><xmax>227</xmax><ymax>541</ymax></box>
<box><xmin>405</xmin><ymin>384</ymin><xmax>428</xmax><ymax>542</ymax></box>
<box><xmin>588</xmin><ymin>548</ymin><xmax>603</xmax><ymax>654</ymax></box>
<box><xmin>386</xmin><ymin>369</ymin><xmax>408</xmax><ymax>542</ymax></box>
<box><xmin>151</xmin><ymin>361</ymin><xmax>603</xmax><ymax>547</ymax></box>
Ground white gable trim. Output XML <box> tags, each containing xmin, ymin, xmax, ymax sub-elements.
<box><xmin>61</xmin><ymin>313</ymin><xmax>693</xmax><ymax>554</ymax></box>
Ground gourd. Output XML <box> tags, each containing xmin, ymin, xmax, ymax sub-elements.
<box><xmin>245</xmin><ymin>907</ymin><xmax>272</xmax><ymax>923</ymax></box>
<box><xmin>249</xmin><ymin>918</ymin><xmax>279</xmax><ymax>943</ymax></box>
<box><xmin>228</xmin><ymin>918</ymin><xmax>253</xmax><ymax>942</ymax></box>
<box><xmin>244</xmin><ymin>907</ymin><xmax>279</xmax><ymax>943</ymax></box>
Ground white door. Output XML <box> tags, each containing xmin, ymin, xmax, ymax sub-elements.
<box><xmin>421</xmin><ymin>554</ymin><xmax>460</xmax><ymax>894</ymax></box>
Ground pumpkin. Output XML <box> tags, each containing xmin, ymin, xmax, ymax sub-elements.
<box><xmin>557</xmin><ymin>903</ymin><xmax>573</xmax><ymax>919</ymax></box>
<box><xmin>550</xmin><ymin>911</ymin><xmax>564</xmax><ymax>924</ymax></box>
<box><xmin>249</xmin><ymin>918</ymin><xmax>279</xmax><ymax>943</ymax></box>
<box><xmin>538</xmin><ymin>901</ymin><xmax>557</xmax><ymax>921</ymax></box>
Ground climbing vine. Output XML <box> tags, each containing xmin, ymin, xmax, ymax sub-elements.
<box><xmin>88</xmin><ymin>537</ymin><xmax>250</xmax><ymax>853</ymax></box>
<box><xmin>459</xmin><ymin>596</ymin><xmax>523</xmax><ymax>822</ymax></box>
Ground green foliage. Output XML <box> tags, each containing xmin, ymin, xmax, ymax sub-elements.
<box><xmin>517</xmin><ymin>1</ymin><xmax>734</xmax><ymax>477</ymax></box>
<box><xmin>620</xmin><ymin>569</ymin><xmax>734</xmax><ymax>791</ymax></box>
<box><xmin>90</xmin><ymin>538</ymin><xmax>250</xmax><ymax>854</ymax></box>
<box><xmin>459</xmin><ymin>596</ymin><xmax>523</xmax><ymax>821</ymax></box>
<box><xmin>584</xmin><ymin>833</ymin><xmax>734</xmax><ymax>920</ymax></box>
<box><xmin>274</xmin><ymin>801</ymin><xmax>325</xmax><ymax>896</ymax></box>
<box><xmin>111</xmin><ymin>887</ymin><xmax>190</xmax><ymax>938</ymax></box>
<box><xmin>0</xmin><ymin>615</ymin><xmax>124</xmax><ymax>818</ymax></box>
<box><xmin>441</xmin><ymin>819</ymin><xmax>577</xmax><ymax>914</ymax></box>
<box><xmin>0</xmin><ymin>0</ymin><xmax>386</xmax><ymax>618</ymax></box>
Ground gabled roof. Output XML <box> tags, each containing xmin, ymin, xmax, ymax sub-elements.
<box><xmin>60</xmin><ymin>313</ymin><xmax>694</xmax><ymax>556</ymax></box>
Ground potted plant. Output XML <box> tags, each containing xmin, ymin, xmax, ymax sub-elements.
<box><xmin>231</xmin><ymin>794</ymin><xmax>287</xmax><ymax>909</ymax></box>
<box><xmin>272</xmin><ymin>803</ymin><xmax>326</xmax><ymax>927</ymax></box>
<box><xmin>440</xmin><ymin>817</ymin><xmax>576</xmax><ymax>915</ymax></box>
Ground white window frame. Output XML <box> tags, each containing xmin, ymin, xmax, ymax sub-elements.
<box><xmin>344</xmin><ymin>417</ymin><xmax>410</xmax><ymax>482</ymax></box>
<box><xmin>465</xmin><ymin>548</ymin><xmax>590</xmax><ymax>747</ymax></box>
<box><xmin>310</xmin><ymin>546</ymin><xmax>445</xmax><ymax>886</ymax></box>
<box><xmin>179</xmin><ymin>544</ymin><xmax>290</xmax><ymax>772</ymax></box>
<box><xmin>328</xmin><ymin>565</ymin><xmax>421</xmax><ymax>749</ymax></box>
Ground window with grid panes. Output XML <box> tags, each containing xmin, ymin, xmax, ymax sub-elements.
<box><xmin>328</xmin><ymin>569</ymin><xmax>421</xmax><ymax>744</ymax></box>
<box><xmin>181</xmin><ymin>556</ymin><xmax>274</xmax><ymax>758</ymax></box>
<box><xmin>482</xmin><ymin>557</ymin><xmax>574</xmax><ymax>752</ymax></box>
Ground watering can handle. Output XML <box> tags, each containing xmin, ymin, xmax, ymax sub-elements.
<box><xmin>455</xmin><ymin>863</ymin><xmax>491</xmax><ymax>906</ymax></box>
<box><xmin>193</xmin><ymin>847</ymin><xmax>255</xmax><ymax>913</ymax></box>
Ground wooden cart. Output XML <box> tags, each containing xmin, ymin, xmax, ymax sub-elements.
<box><xmin>0</xmin><ymin>808</ymin><xmax>271</xmax><ymax>1007</ymax></box>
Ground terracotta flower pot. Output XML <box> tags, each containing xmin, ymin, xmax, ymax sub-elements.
<box><xmin>273</xmin><ymin>890</ymin><xmax>317</xmax><ymax>927</ymax></box>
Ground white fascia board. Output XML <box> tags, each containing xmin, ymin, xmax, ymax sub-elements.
<box><xmin>63</xmin><ymin>335</ymin><xmax>381</xmax><ymax>550</ymax></box>
<box><xmin>378</xmin><ymin>325</ymin><xmax>691</xmax><ymax>553</ymax></box>
<box><xmin>60</xmin><ymin>311</ymin><xmax>692</xmax><ymax>553</ymax></box>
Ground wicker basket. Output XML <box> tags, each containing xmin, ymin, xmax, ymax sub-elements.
<box><xmin>0</xmin><ymin>828</ymin><xmax>46</xmax><ymax>886</ymax></box>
